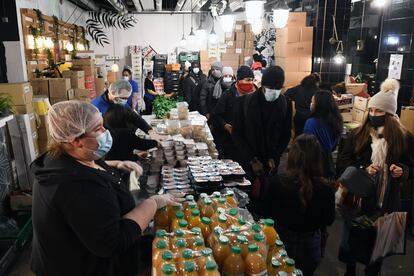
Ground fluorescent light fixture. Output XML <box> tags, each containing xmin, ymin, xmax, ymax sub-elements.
<box><xmin>272</xmin><ymin>1</ymin><xmax>290</xmax><ymax>29</ymax></box>
<box><xmin>386</xmin><ymin>36</ymin><xmax>399</xmax><ymax>45</ymax></box>
<box><xmin>244</xmin><ymin>0</ymin><xmax>265</xmax><ymax>24</ymax></box>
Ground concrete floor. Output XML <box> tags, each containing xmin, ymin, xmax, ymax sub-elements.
<box><xmin>5</xmin><ymin>217</ymin><xmax>414</xmax><ymax>276</ymax></box>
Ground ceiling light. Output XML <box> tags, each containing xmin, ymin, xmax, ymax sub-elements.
<box><xmin>244</xmin><ymin>0</ymin><xmax>265</xmax><ymax>25</ymax></box>
<box><xmin>66</xmin><ymin>42</ymin><xmax>74</xmax><ymax>52</ymax></box>
<box><xmin>196</xmin><ymin>20</ymin><xmax>206</xmax><ymax>40</ymax></box>
<box><xmin>219</xmin><ymin>5</ymin><xmax>236</xmax><ymax>33</ymax></box>
<box><xmin>188</xmin><ymin>27</ymin><xmax>196</xmax><ymax>44</ymax></box>
<box><xmin>209</xmin><ymin>25</ymin><xmax>218</xmax><ymax>44</ymax></box>
<box><xmin>334</xmin><ymin>51</ymin><xmax>345</xmax><ymax>64</ymax></box>
<box><xmin>44</xmin><ymin>37</ymin><xmax>54</xmax><ymax>49</ymax></box>
<box><xmin>272</xmin><ymin>1</ymin><xmax>290</xmax><ymax>29</ymax></box>
<box><xmin>372</xmin><ymin>0</ymin><xmax>387</xmax><ymax>8</ymax></box>
<box><xmin>111</xmin><ymin>63</ymin><xmax>119</xmax><ymax>72</ymax></box>
<box><xmin>386</xmin><ymin>36</ymin><xmax>399</xmax><ymax>45</ymax></box>
<box><xmin>251</xmin><ymin>19</ymin><xmax>263</xmax><ymax>35</ymax></box>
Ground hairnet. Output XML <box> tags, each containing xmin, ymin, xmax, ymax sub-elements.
<box><xmin>108</xmin><ymin>80</ymin><xmax>132</xmax><ymax>96</ymax></box>
<box><xmin>48</xmin><ymin>100</ymin><xmax>101</xmax><ymax>143</ymax></box>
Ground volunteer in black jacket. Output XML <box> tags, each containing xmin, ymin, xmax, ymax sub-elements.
<box><xmin>31</xmin><ymin>101</ymin><xmax>183</xmax><ymax>276</ymax></box>
<box><xmin>199</xmin><ymin>61</ymin><xmax>223</xmax><ymax>117</ymax></box>
<box><xmin>234</xmin><ymin>66</ymin><xmax>292</xmax><ymax>177</ymax></box>
<box><xmin>285</xmin><ymin>73</ymin><xmax>320</xmax><ymax>137</ymax></box>
<box><xmin>182</xmin><ymin>62</ymin><xmax>207</xmax><ymax>111</ymax></box>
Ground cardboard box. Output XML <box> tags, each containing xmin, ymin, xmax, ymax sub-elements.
<box><xmin>284</xmin><ymin>72</ymin><xmax>309</xmax><ymax>87</ymax></box>
<box><xmin>0</xmin><ymin>82</ymin><xmax>33</xmax><ymax>105</ymax></box>
<box><xmin>400</xmin><ymin>106</ymin><xmax>414</xmax><ymax>134</ymax></box>
<box><xmin>10</xmin><ymin>194</ymin><xmax>32</xmax><ymax>211</ymax></box>
<box><xmin>245</xmin><ymin>41</ymin><xmax>255</xmax><ymax>49</ymax></box>
<box><xmin>353</xmin><ymin>96</ymin><xmax>369</xmax><ymax>111</ymax></box>
<box><xmin>352</xmin><ymin>108</ymin><xmax>368</xmax><ymax>123</ymax></box>
<box><xmin>245</xmin><ymin>32</ymin><xmax>255</xmax><ymax>41</ymax></box>
<box><xmin>30</xmin><ymin>79</ymin><xmax>50</xmax><ymax>96</ymax></box>
<box><xmin>225</xmin><ymin>32</ymin><xmax>235</xmax><ymax>41</ymax></box>
<box><xmin>235</xmin><ymin>32</ymin><xmax>246</xmax><ymax>41</ymax></box>
<box><xmin>235</xmin><ymin>21</ymin><xmax>245</xmax><ymax>32</ymax></box>
<box><xmin>48</xmin><ymin>78</ymin><xmax>71</xmax><ymax>99</ymax></box>
<box><xmin>221</xmin><ymin>53</ymin><xmax>240</xmax><ymax>61</ymax></box>
<box><xmin>62</xmin><ymin>70</ymin><xmax>85</xmax><ymax>89</ymax></box>
<box><xmin>346</xmin><ymin>83</ymin><xmax>369</xmax><ymax>97</ymax></box>
<box><xmin>243</xmin><ymin>48</ymin><xmax>254</xmax><ymax>57</ymax></box>
<box><xmin>12</xmin><ymin>103</ymin><xmax>35</xmax><ymax>115</ymax></box>
<box><xmin>226</xmin><ymin>48</ymin><xmax>236</xmax><ymax>54</ymax></box>
<box><xmin>72</xmin><ymin>58</ymin><xmax>95</xmax><ymax>68</ymax></box>
<box><xmin>287</xmin><ymin>12</ymin><xmax>307</xmax><ymax>27</ymax></box>
<box><xmin>296</xmin><ymin>41</ymin><xmax>313</xmax><ymax>57</ymax></box>
<box><xmin>235</xmin><ymin>41</ymin><xmax>244</xmax><ymax>49</ymax></box>
<box><xmin>276</xmin><ymin>57</ymin><xmax>300</xmax><ymax>72</ymax></box>
<box><xmin>72</xmin><ymin>88</ymin><xmax>91</xmax><ymax>102</ymax></box>
<box><xmin>341</xmin><ymin>112</ymin><xmax>353</xmax><ymax>123</ymax></box>
<box><xmin>235</xmin><ymin>48</ymin><xmax>243</xmax><ymax>54</ymax></box>
<box><xmin>95</xmin><ymin>77</ymin><xmax>106</xmax><ymax>96</ymax></box>
<box><xmin>225</xmin><ymin>40</ymin><xmax>235</xmax><ymax>49</ymax></box>
<box><xmin>245</xmin><ymin>24</ymin><xmax>252</xmax><ymax>33</ymax></box>
<box><xmin>299</xmin><ymin>56</ymin><xmax>312</xmax><ymax>72</ymax></box>
<box><xmin>275</xmin><ymin>42</ymin><xmax>298</xmax><ymax>57</ymax></box>
<box><xmin>301</xmin><ymin>27</ymin><xmax>314</xmax><ymax>42</ymax></box>
<box><xmin>278</xmin><ymin>27</ymin><xmax>300</xmax><ymax>43</ymax></box>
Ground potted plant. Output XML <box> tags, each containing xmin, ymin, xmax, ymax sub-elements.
<box><xmin>0</xmin><ymin>94</ymin><xmax>14</xmax><ymax>117</ymax></box>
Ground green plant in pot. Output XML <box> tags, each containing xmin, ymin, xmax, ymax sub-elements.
<box><xmin>0</xmin><ymin>94</ymin><xmax>14</xmax><ymax>117</ymax></box>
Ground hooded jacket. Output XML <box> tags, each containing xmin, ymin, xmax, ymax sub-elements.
<box><xmin>199</xmin><ymin>75</ymin><xmax>221</xmax><ymax>115</ymax></box>
<box><xmin>30</xmin><ymin>153</ymin><xmax>142</xmax><ymax>276</ymax></box>
<box><xmin>182</xmin><ymin>70</ymin><xmax>207</xmax><ymax>111</ymax></box>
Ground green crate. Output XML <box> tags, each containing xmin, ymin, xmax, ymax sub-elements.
<box><xmin>0</xmin><ymin>213</ymin><xmax>32</xmax><ymax>251</ymax></box>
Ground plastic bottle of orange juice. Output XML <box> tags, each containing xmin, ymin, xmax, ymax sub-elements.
<box><xmin>237</xmin><ymin>217</ymin><xmax>247</xmax><ymax>228</ymax></box>
<box><xmin>202</xmin><ymin>260</ymin><xmax>220</xmax><ymax>276</ymax></box>
<box><xmin>152</xmin><ymin>239</ymin><xmax>168</xmax><ymax>273</ymax></box>
<box><xmin>173</xmin><ymin>228</ymin><xmax>185</xmax><ymax>246</ymax></box>
<box><xmin>177</xmin><ymin>248</ymin><xmax>194</xmax><ymax>273</ymax></box>
<box><xmin>196</xmin><ymin>248</ymin><xmax>214</xmax><ymax>275</ymax></box>
<box><xmin>182</xmin><ymin>261</ymin><xmax>199</xmax><ymax>276</ymax></box>
<box><xmin>171</xmin><ymin>238</ymin><xmax>187</xmax><ymax>256</ymax></box>
<box><xmin>263</xmin><ymin>219</ymin><xmax>277</xmax><ymax>247</ymax></box>
<box><xmin>218</xmin><ymin>214</ymin><xmax>228</xmax><ymax>230</ymax></box>
<box><xmin>222</xmin><ymin>246</ymin><xmax>246</xmax><ymax>276</ymax></box>
<box><xmin>245</xmin><ymin>244</ymin><xmax>267</xmax><ymax>276</ymax></box>
<box><xmin>225</xmin><ymin>190</ymin><xmax>237</xmax><ymax>208</ymax></box>
<box><xmin>188</xmin><ymin>209</ymin><xmax>202</xmax><ymax>229</ymax></box>
<box><xmin>168</xmin><ymin>205</ymin><xmax>182</xmax><ymax>225</ymax></box>
<box><xmin>206</xmin><ymin>226</ymin><xmax>223</xmax><ymax>248</ymax></box>
<box><xmin>160</xmin><ymin>263</ymin><xmax>177</xmax><ymax>276</ymax></box>
<box><xmin>187</xmin><ymin>227</ymin><xmax>202</xmax><ymax>245</ymax></box>
<box><xmin>281</xmin><ymin>258</ymin><xmax>295</xmax><ymax>274</ymax></box>
<box><xmin>246</xmin><ymin>224</ymin><xmax>264</xmax><ymax>242</ymax></box>
<box><xmin>200</xmin><ymin>217</ymin><xmax>211</xmax><ymax>241</ymax></box>
<box><xmin>227</xmin><ymin>226</ymin><xmax>241</xmax><ymax>246</ymax></box>
<box><xmin>267</xmin><ymin>239</ymin><xmax>285</xmax><ymax>265</ymax></box>
<box><xmin>155</xmin><ymin>207</ymin><xmax>170</xmax><ymax>231</ymax></box>
<box><xmin>213</xmin><ymin>235</ymin><xmax>231</xmax><ymax>269</ymax></box>
<box><xmin>171</xmin><ymin>211</ymin><xmax>185</xmax><ymax>231</ymax></box>
<box><xmin>253</xmin><ymin>233</ymin><xmax>268</xmax><ymax>258</ymax></box>
<box><xmin>156</xmin><ymin>250</ymin><xmax>174</xmax><ymax>276</ymax></box>
<box><xmin>153</xmin><ymin>229</ymin><xmax>168</xmax><ymax>251</ymax></box>
<box><xmin>210</xmin><ymin>207</ymin><xmax>225</xmax><ymax>229</ymax></box>
<box><xmin>236</xmin><ymin>235</ymin><xmax>249</xmax><ymax>259</ymax></box>
<box><xmin>197</xmin><ymin>193</ymin><xmax>208</xmax><ymax>209</ymax></box>
<box><xmin>227</xmin><ymin>208</ymin><xmax>239</xmax><ymax>226</ymax></box>
<box><xmin>201</xmin><ymin>198</ymin><xmax>215</xmax><ymax>218</ymax></box>
<box><xmin>267</xmin><ymin>258</ymin><xmax>282</xmax><ymax>276</ymax></box>
<box><xmin>185</xmin><ymin>201</ymin><xmax>198</xmax><ymax>220</ymax></box>
<box><xmin>192</xmin><ymin>236</ymin><xmax>205</xmax><ymax>252</ymax></box>
<box><xmin>216</xmin><ymin>197</ymin><xmax>227</xmax><ymax>209</ymax></box>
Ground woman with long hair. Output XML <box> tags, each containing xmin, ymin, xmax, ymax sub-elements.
<box><xmin>337</xmin><ymin>79</ymin><xmax>414</xmax><ymax>276</ymax></box>
<box><xmin>304</xmin><ymin>90</ymin><xmax>343</xmax><ymax>179</ymax></box>
<box><xmin>265</xmin><ymin>134</ymin><xmax>335</xmax><ymax>276</ymax></box>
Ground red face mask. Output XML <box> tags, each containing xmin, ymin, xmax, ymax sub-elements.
<box><xmin>236</xmin><ymin>81</ymin><xmax>255</xmax><ymax>95</ymax></box>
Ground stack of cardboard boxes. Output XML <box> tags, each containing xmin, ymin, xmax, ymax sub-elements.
<box><xmin>400</xmin><ymin>106</ymin><xmax>414</xmax><ymax>134</ymax></box>
<box><xmin>200</xmin><ymin>50</ymin><xmax>218</xmax><ymax>76</ymax></box>
<box><xmin>352</xmin><ymin>96</ymin><xmax>369</xmax><ymax>124</ymax></box>
<box><xmin>222</xmin><ymin>21</ymin><xmax>255</xmax><ymax>72</ymax></box>
<box><xmin>275</xmin><ymin>12</ymin><xmax>313</xmax><ymax>87</ymax></box>
<box><xmin>71</xmin><ymin>58</ymin><xmax>97</xmax><ymax>99</ymax></box>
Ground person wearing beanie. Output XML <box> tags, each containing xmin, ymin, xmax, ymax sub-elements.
<box><xmin>285</xmin><ymin>73</ymin><xmax>321</xmax><ymax>137</ymax></box>
<box><xmin>181</xmin><ymin>61</ymin><xmax>207</xmax><ymax>111</ymax></box>
<box><xmin>210</xmin><ymin>66</ymin><xmax>254</xmax><ymax>159</ymax></box>
<box><xmin>199</xmin><ymin>62</ymin><xmax>224</xmax><ymax>117</ymax></box>
<box><xmin>337</xmin><ymin>79</ymin><xmax>414</xmax><ymax>276</ymax></box>
<box><xmin>233</xmin><ymin>66</ymin><xmax>292</xmax><ymax>189</ymax></box>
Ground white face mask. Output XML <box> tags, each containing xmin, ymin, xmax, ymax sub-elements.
<box><xmin>192</xmin><ymin>68</ymin><xmax>200</xmax><ymax>74</ymax></box>
<box><xmin>264</xmin><ymin>88</ymin><xmax>281</xmax><ymax>102</ymax></box>
<box><xmin>123</xmin><ymin>76</ymin><xmax>129</xmax><ymax>81</ymax></box>
<box><xmin>114</xmin><ymin>98</ymin><xmax>128</xmax><ymax>105</ymax></box>
<box><xmin>223</xmin><ymin>77</ymin><xmax>233</xmax><ymax>83</ymax></box>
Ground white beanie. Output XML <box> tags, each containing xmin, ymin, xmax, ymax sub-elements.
<box><xmin>222</xmin><ymin>67</ymin><xmax>234</xmax><ymax>76</ymax></box>
<box><xmin>367</xmin><ymin>78</ymin><xmax>399</xmax><ymax>115</ymax></box>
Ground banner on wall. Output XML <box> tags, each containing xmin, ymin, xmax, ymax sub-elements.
<box><xmin>388</xmin><ymin>54</ymin><xmax>403</xmax><ymax>80</ymax></box>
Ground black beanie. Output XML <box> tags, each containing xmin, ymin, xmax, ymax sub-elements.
<box><xmin>237</xmin><ymin>65</ymin><xmax>254</xmax><ymax>80</ymax></box>
<box><xmin>261</xmin><ymin>66</ymin><xmax>285</xmax><ymax>89</ymax></box>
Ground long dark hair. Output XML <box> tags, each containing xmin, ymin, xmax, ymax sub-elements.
<box><xmin>354</xmin><ymin>113</ymin><xmax>409</xmax><ymax>164</ymax></box>
<box><xmin>300</xmin><ymin>73</ymin><xmax>319</xmax><ymax>90</ymax></box>
<box><xmin>311</xmin><ymin>90</ymin><xmax>343</xmax><ymax>139</ymax></box>
<box><xmin>286</xmin><ymin>134</ymin><xmax>325</xmax><ymax>209</ymax></box>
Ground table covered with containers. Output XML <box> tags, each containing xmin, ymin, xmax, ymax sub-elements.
<box><xmin>135</xmin><ymin>102</ymin><xmax>303</xmax><ymax>275</ymax></box>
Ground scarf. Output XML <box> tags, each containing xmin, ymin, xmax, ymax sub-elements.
<box><xmin>370</xmin><ymin>127</ymin><xmax>388</xmax><ymax>208</ymax></box>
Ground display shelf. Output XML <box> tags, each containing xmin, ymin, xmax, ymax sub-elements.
<box><xmin>0</xmin><ymin>115</ymin><xmax>14</xmax><ymax>128</ymax></box>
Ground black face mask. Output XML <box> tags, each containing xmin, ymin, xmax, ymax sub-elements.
<box><xmin>369</xmin><ymin>115</ymin><xmax>386</xmax><ymax>128</ymax></box>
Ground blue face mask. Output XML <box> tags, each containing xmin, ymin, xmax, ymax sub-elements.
<box><xmin>92</xmin><ymin>130</ymin><xmax>113</xmax><ymax>158</ymax></box>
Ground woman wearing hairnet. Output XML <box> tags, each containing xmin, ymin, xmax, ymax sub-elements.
<box><xmin>30</xmin><ymin>101</ymin><xmax>183</xmax><ymax>276</ymax></box>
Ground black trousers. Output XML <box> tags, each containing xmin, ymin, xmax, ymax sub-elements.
<box><xmin>143</xmin><ymin>98</ymin><xmax>153</xmax><ymax>115</ymax></box>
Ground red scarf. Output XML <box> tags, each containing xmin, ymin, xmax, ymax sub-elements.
<box><xmin>236</xmin><ymin>82</ymin><xmax>255</xmax><ymax>95</ymax></box>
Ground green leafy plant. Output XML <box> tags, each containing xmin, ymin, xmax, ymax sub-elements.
<box><xmin>46</xmin><ymin>48</ymin><xmax>54</xmax><ymax>66</ymax></box>
<box><xmin>153</xmin><ymin>96</ymin><xmax>177</xmax><ymax>119</ymax></box>
<box><xmin>0</xmin><ymin>94</ymin><xmax>14</xmax><ymax>117</ymax></box>
<box><xmin>33</xmin><ymin>9</ymin><xmax>44</xmax><ymax>34</ymax></box>
<box><xmin>52</xmin><ymin>15</ymin><xmax>59</xmax><ymax>44</ymax></box>
<box><xmin>29</xmin><ymin>25</ymin><xmax>41</xmax><ymax>58</ymax></box>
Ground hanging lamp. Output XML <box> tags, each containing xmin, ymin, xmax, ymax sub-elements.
<box><xmin>209</xmin><ymin>18</ymin><xmax>218</xmax><ymax>44</ymax></box>
<box><xmin>244</xmin><ymin>0</ymin><xmax>265</xmax><ymax>25</ymax></box>
<box><xmin>111</xmin><ymin>27</ymin><xmax>119</xmax><ymax>72</ymax></box>
<box><xmin>196</xmin><ymin>16</ymin><xmax>206</xmax><ymax>40</ymax></box>
<box><xmin>180</xmin><ymin>14</ymin><xmax>187</xmax><ymax>47</ymax></box>
<box><xmin>272</xmin><ymin>0</ymin><xmax>290</xmax><ymax>29</ymax></box>
<box><xmin>187</xmin><ymin>0</ymin><xmax>196</xmax><ymax>44</ymax></box>
<box><xmin>219</xmin><ymin>3</ymin><xmax>236</xmax><ymax>33</ymax></box>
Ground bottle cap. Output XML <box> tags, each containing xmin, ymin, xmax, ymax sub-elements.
<box><xmin>174</xmin><ymin>228</ymin><xmax>184</xmax><ymax>237</ymax></box>
<box><xmin>188</xmin><ymin>202</ymin><xmax>197</xmax><ymax>208</ymax></box>
<box><xmin>286</xmin><ymin>258</ymin><xmax>295</xmax><ymax>266</ymax></box>
<box><xmin>237</xmin><ymin>217</ymin><xmax>246</xmax><ymax>225</ymax></box>
<box><xmin>156</xmin><ymin>239</ymin><xmax>168</xmax><ymax>249</ymax></box>
<box><xmin>218</xmin><ymin>214</ymin><xmax>227</xmax><ymax>223</ymax></box>
<box><xmin>230</xmin><ymin>226</ymin><xmax>241</xmax><ymax>233</ymax></box>
<box><xmin>231</xmin><ymin>246</ymin><xmax>241</xmax><ymax>254</ymax></box>
<box><xmin>186</xmin><ymin>195</ymin><xmax>194</xmax><ymax>201</ymax></box>
<box><xmin>204</xmin><ymin>198</ymin><xmax>213</xmax><ymax>205</ymax></box>
<box><xmin>219</xmin><ymin>235</ymin><xmax>229</xmax><ymax>245</ymax></box>
<box><xmin>218</xmin><ymin>198</ymin><xmax>226</xmax><ymax>204</ymax></box>
<box><xmin>229</xmin><ymin>208</ymin><xmax>238</xmax><ymax>216</ymax></box>
<box><xmin>161</xmin><ymin>264</ymin><xmax>175</xmax><ymax>275</ymax></box>
<box><xmin>162</xmin><ymin>250</ymin><xmax>174</xmax><ymax>261</ymax></box>
<box><xmin>227</xmin><ymin>190</ymin><xmax>234</xmax><ymax>196</ymax></box>
<box><xmin>213</xmin><ymin>226</ymin><xmax>223</xmax><ymax>235</ymax></box>
<box><xmin>252</xmin><ymin>224</ymin><xmax>262</xmax><ymax>233</ymax></box>
<box><xmin>264</xmin><ymin>218</ymin><xmax>275</xmax><ymax>227</ymax></box>
<box><xmin>271</xmin><ymin>258</ymin><xmax>281</xmax><ymax>268</ymax></box>
<box><xmin>156</xmin><ymin>229</ymin><xmax>166</xmax><ymax>238</ymax></box>
<box><xmin>201</xmin><ymin>217</ymin><xmax>211</xmax><ymax>225</ymax></box>
<box><xmin>253</xmin><ymin>233</ymin><xmax>265</xmax><ymax>242</ymax></box>
<box><xmin>205</xmin><ymin>260</ymin><xmax>218</xmax><ymax>271</ymax></box>
<box><xmin>201</xmin><ymin>248</ymin><xmax>213</xmax><ymax>256</ymax></box>
<box><xmin>194</xmin><ymin>237</ymin><xmax>204</xmax><ymax>246</ymax></box>
<box><xmin>175</xmin><ymin>211</ymin><xmax>184</xmax><ymax>219</ymax></box>
<box><xmin>184</xmin><ymin>261</ymin><xmax>196</xmax><ymax>272</ymax></box>
<box><xmin>212</xmin><ymin>192</ymin><xmax>221</xmax><ymax>198</ymax></box>
<box><xmin>278</xmin><ymin>272</ymin><xmax>288</xmax><ymax>276</ymax></box>
<box><xmin>248</xmin><ymin>244</ymin><xmax>259</xmax><ymax>252</ymax></box>
<box><xmin>191</xmin><ymin>209</ymin><xmax>200</xmax><ymax>216</ymax></box>
<box><xmin>178</xmin><ymin>220</ymin><xmax>188</xmax><ymax>228</ymax></box>
<box><xmin>182</xmin><ymin>249</ymin><xmax>193</xmax><ymax>259</ymax></box>
<box><xmin>175</xmin><ymin>239</ymin><xmax>186</xmax><ymax>248</ymax></box>
<box><xmin>191</xmin><ymin>227</ymin><xmax>201</xmax><ymax>235</ymax></box>
<box><xmin>237</xmin><ymin>235</ymin><xmax>248</xmax><ymax>244</ymax></box>
<box><xmin>275</xmin><ymin>239</ymin><xmax>284</xmax><ymax>247</ymax></box>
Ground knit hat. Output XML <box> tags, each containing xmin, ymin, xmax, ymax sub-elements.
<box><xmin>367</xmin><ymin>78</ymin><xmax>400</xmax><ymax>115</ymax></box>
<box><xmin>222</xmin><ymin>67</ymin><xmax>233</xmax><ymax>76</ymax></box>
<box><xmin>261</xmin><ymin>66</ymin><xmax>285</xmax><ymax>89</ymax></box>
<box><xmin>211</xmin><ymin>61</ymin><xmax>223</xmax><ymax>72</ymax></box>
<box><xmin>191</xmin><ymin>61</ymin><xmax>199</xmax><ymax>68</ymax></box>
<box><xmin>237</xmin><ymin>65</ymin><xmax>254</xmax><ymax>80</ymax></box>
